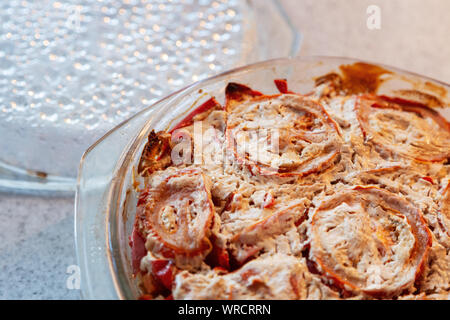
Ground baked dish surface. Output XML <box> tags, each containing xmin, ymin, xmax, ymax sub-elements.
<box><xmin>131</xmin><ymin>63</ymin><xmax>450</xmax><ymax>300</ymax></box>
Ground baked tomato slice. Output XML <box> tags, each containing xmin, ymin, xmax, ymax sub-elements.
<box><xmin>130</xmin><ymin>223</ymin><xmax>147</xmax><ymax>275</ymax></box>
<box><xmin>232</xmin><ymin>201</ymin><xmax>306</xmax><ymax>246</ymax></box>
<box><xmin>205</xmin><ymin>236</ymin><xmax>230</xmax><ymax>270</ymax></box>
<box><xmin>136</xmin><ymin>168</ymin><xmax>215</xmax><ymax>261</ymax></box>
<box><xmin>138</xmin><ymin>130</ymin><xmax>173</xmax><ymax>176</ymax></box>
<box><xmin>225</xmin><ymin>83</ymin><xmax>342</xmax><ymax>177</ymax></box>
<box><xmin>274</xmin><ymin>79</ymin><xmax>294</xmax><ymax>94</ymax></box>
<box><xmin>231</xmin><ymin>201</ymin><xmax>306</xmax><ymax>265</ymax></box>
<box><xmin>151</xmin><ymin>259</ymin><xmax>175</xmax><ymax>290</ymax></box>
<box><xmin>170</xmin><ymin>97</ymin><xmax>223</xmax><ymax>133</ymax></box>
<box><xmin>355</xmin><ymin>95</ymin><xmax>450</xmax><ymax>163</ymax></box>
<box><xmin>225</xmin><ymin>82</ymin><xmax>263</xmax><ymax>111</ymax></box>
<box><xmin>309</xmin><ymin>186</ymin><xmax>432</xmax><ymax>297</ymax></box>
<box><xmin>172</xmin><ymin>254</ymin><xmax>309</xmax><ymax>300</ymax></box>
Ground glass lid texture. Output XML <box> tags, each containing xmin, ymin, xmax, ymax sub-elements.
<box><xmin>0</xmin><ymin>0</ymin><xmax>299</xmax><ymax>192</ymax></box>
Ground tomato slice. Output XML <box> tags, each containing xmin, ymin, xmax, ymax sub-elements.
<box><xmin>231</xmin><ymin>201</ymin><xmax>306</xmax><ymax>265</ymax></box>
<box><xmin>138</xmin><ymin>130</ymin><xmax>173</xmax><ymax>176</ymax></box>
<box><xmin>274</xmin><ymin>79</ymin><xmax>294</xmax><ymax>94</ymax></box>
<box><xmin>130</xmin><ymin>223</ymin><xmax>147</xmax><ymax>276</ymax></box>
<box><xmin>233</xmin><ymin>201</ymin><xmax>306</xmax><ymax>245</ymax></box>
<box><xmin>262</xmin><ymin>192</ymin><xmax>275</xmax><ymax>209</ymax></box>
<box><xmin>225</xmin><ymin>82</ymin><xmax>262</xmax><ymax>111</ymax></box>
<box><xmin>170</xmin><ymin>97</ymin><xmax>223</xmax><ymax>133</ymax></box>
<box><xmin>355</xmin><ymin>95</ymin><xmax>450</xmax><ymax>163</ymax></box>
<box><xmin>225</xmin><ymin>84</ymin><xmax>342</xmax><ymax>177</ymax></box>
<box><xmin>309</xmin><ymin>186</ymin><xmax>432</xmax><ymax>297</ymax></box>
<box><xmin>172</xmin><ymin>254</ymin><xmax>309</xmax><ymax>299</ymax></box>
<box><xmin>151</xmin><ymin>259</ymin><xmax>174</xmax><ymax>290</ymax></box>
<box><xmin>205</xmin><ymin>237</ymin><xmax>230</xmax><ymax>270</ymax></box>
<box><xmin>136</xmin><ymin>168</ymin><xmax>215</xmax><ymax>260</ymax></box>
<box><xmin>421</xmin><ymin>176</ymin><xmax>434</xmax><ymax>184</ymax></box>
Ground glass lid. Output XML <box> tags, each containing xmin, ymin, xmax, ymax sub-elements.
<box><xmin>0</xmin><ymin>0</ymin><xmax>300</xmax><ymax>193</ymax></box>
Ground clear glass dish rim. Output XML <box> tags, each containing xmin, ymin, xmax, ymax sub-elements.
<box><xmin>75</xmin><ymin>55</ymin><xmax>450</xmax><ymax>300</ymax></box>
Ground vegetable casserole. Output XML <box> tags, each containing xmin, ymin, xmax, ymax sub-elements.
<box><xmin>130</xmin><ymin>63</ymin><xmax>450</xmax><ymax>300</ymax></box>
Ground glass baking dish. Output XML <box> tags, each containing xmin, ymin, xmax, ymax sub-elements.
<box><xmin>75</xmin><ymin>56</ymin><xmax>450</xmax><ymax>299</ymax></box>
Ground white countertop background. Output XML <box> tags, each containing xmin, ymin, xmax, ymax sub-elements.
<box><xmin>0</xmin><ymin>0</ymin><xmax>449</xmax><ymax>299</ymax></box>
<box><xmin>281</xmin><ymin>0</ymin><xmax>450</xmax><ymax>83</ymax></box>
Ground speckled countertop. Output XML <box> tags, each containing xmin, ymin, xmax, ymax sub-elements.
<box><xmin>0</xmin><ymin>194</ymin><xmax>79</xmax><ymax>299</ymax></box>
<box><xmin>0</xmin><ymin>0</ymin><xmax>448</xmax><ymax>299</ymax></box>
